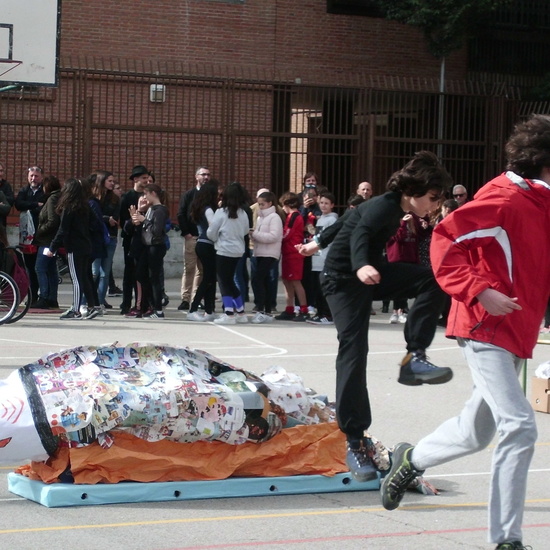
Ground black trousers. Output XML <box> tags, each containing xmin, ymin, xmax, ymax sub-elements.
<box><xmin>121</xmin><ymin>244</ymin><xmax>137</xmax><ymax>310</ymax></box>
<box><xmin>136</xmin><ymin>244</ymin><xmax>166</xmax><ymax>311</ymax></box>
<box><xmin>22</xmin><ymin>252</ymin><xmax>39</xmax><ymax>303</ymax></box>
<box><xmin>191</xmin><ymin>242</ymin><xmax>217</xmax><ymax>314</ymax></box>
<box><xmin>322</xmin><ymin>262</ymin><xmax>445</xmax><ymax>439</ymax></box>
<box><xmin>251</xmin><ymin>256</ymin><xmax>277</xmax><ymax>314</ymax></box>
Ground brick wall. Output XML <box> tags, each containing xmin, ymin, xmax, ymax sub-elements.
<box><xmin>60</xmin><ymin>0</ymin><xmax>467</xmax><ymax>84</ymax></box>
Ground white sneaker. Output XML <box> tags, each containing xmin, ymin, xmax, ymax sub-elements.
<box><xmin>389</xmin><ymin>313</ymin><xmax>399</xmax><ymax>324</ymax></box>
<box><xmin>187</xmin><ymin>311</ymin><xmax>207</xmax><ymax>322</ymax></box>
<box><xmin>203</xmin><ymin>313</ymin><xmax>218</xmax><ymax>322</ymax></box>
<box><xmin>251</xmin><ymin>312</ymin><xmax>273</xmax><ymax>324</ymax></box>
<box><xmin>236</xmin><ymin>313</ymin><xmax>249</xmax><ymax>324</ymax></box>
<box><xmin>214</xmin><ymin>313</ymin><xmax>236</xmax><ymax>325</ymax></box>
<box><xmin>79</xmin><ymin>305</ymin><xmax>88</xmax><ymax>316</ymax></box>
<box><xmin>398</xmin><ymin>313</ymin><xmax>408</xmax><ymax>324</ymax></box>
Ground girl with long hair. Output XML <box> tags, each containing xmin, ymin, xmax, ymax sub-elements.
<box><xmin>132</xmin><ymin>183</ymin><xmax>169</xmax><ymax>319</ymax></box>
<box><xmin>91</xmin><ymin>170</ymin><xmax>120</xmax><ymax>309</ymax></box>
<box><xmin>48</xmin><ymin>178</ymin><xmax>101</xmax><ymax>319</ymax></box>
<box><xmin>186</xmin><ymin>181</ymin><xmax>220</xmax><ymax>321</ymax></box>
<box><xmin>206</xmin><ymin>182</ymin><xmax>250</xmax><ymax>324</ymax></box>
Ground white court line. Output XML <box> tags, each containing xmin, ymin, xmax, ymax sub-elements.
<box><xmin>210</xmin><ymin>325</ymin><xmax>288</xmax><ymax>356</ymax></box>
<box><xmin>426</xmin><ymin>467</ymin><xmax>550</xmax><ymax>479</ymax></box>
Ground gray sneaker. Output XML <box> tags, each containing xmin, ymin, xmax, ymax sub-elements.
<box><xmin>346</xmin><ymin>438</ymin><xmax>378</xmax><ymax>482</ymax></box>
<box><xmin>495</xmin><ymin>542</ymin><xmax>532</xmax><ymax>550</ymax></box>
<box><xmin>398</xmin><ymin>351</ymin><xmax>453</xmax><ymax>386</ymax></box>
<box><xmin>380</xmin><ymin>442</ymin><xmax>423</xmax><ymax>510</ymax></box>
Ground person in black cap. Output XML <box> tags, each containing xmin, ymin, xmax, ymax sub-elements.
<box><xmin>119</xmin><ymin>165</ymin><xmax>149</xmax><ymax>314</ymax></box>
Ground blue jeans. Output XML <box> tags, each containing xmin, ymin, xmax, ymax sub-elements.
<box><xmin>233</xmin><ymin>250</ymin><xmax>250</xmax><ymax>302</ymax></box>
<box><xmin>35</xmin><ymin>246</ymin><xmax>59</xmax><ymax>302</ymax></box>
<box><xmin>92</xmin><ymin>236</ymin><xmax>117</xmax><ymax>305</ymax></box>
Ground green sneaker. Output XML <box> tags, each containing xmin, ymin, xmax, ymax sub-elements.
<box><xmin>495</xmin><ymin>542</ymin><xmax>532</xmax><ymax>550</ymax></box>
<box><xmin>380</xmin><ymin>442</ymin><xmax>423</xmax><ymax>510</ymax></box>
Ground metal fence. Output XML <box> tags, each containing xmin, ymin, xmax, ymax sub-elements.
<box><xmin>1</xmin><ymin>66</ymin><xmax>548</xmax><ymax>217</ymax></box>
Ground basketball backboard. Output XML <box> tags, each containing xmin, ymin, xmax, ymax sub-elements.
<box><xmin>0</xmin><ymin>0</ymin><xmax>61</xmax><ymax>87</ymax></box>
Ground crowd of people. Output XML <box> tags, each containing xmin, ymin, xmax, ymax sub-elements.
<box><xmin>1</xmin><ymin>156</ymin><xmax>548</xmax><ymax>332</ymax></box>
<box><xmin>1</xmin><ymin>114</ymin><xmax>549</xmax><ymax>550</ymax></box>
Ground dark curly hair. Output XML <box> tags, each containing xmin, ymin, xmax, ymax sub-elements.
<box><xmin>386</xmin><ymin>151</ymin><xmax>452</xmax><ymax>197</ymax></box>
<box><xmin>505</xmin><ymin>114</ymin><xmax>550</xmax><ymax>179</ymax></box>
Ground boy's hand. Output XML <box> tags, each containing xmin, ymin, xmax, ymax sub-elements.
<box><xmin>295</xmin><ymin>241</ymin><xmax>319</xmax><ymax>256</ymax></box>
<box><xmin>356</xmin><ymin>265</ymin><xmax>380</xmax><ymax>285</ymax></box>
<box><xmin>477</xmin><ymin>288</ymin><xmax>522</xmax><ymax>316</ymax></box>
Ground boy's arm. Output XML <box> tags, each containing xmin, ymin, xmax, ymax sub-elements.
<box><xmin>430</xmin><ymin>200</ymin><xmax>520</xmax><ymax>313</ymax></box>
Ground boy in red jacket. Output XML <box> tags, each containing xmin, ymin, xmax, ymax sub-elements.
<box><xmin>381</xmin><ymin>114</ymin><xmax>550</xmax><ymax>550</ymax></box>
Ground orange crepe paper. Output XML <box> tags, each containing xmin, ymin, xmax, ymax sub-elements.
<box><xmin>16</xmin><ymin>423</ymin><xmax>347</xmax><ymax>485</ymax></box>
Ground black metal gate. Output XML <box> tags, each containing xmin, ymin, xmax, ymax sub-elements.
<box><xmin>1</xmin><ymin>66</ymin><xmax>548</xmax><ymax>216</ymax></box>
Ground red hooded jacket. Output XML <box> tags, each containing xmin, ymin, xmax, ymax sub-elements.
<box><xmin>431</xmin><ymin>171</ymin><xmax>550</xmax><ymax>358</ymax></box>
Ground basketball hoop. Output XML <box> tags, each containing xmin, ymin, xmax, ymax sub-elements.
<box><xmin>0</xmin><ymin>59</ymin><xmax>22</xmax><ymax>78</ymax></box>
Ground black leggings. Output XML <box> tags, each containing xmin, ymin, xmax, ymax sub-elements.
<box><xmin>191</xmin><ymin>242</ymin><xmax>217</xmax><ymax>314</ymax></box>
<box><xmin>251</xmin><ymin>256</ymin><xmax>276</xmax><ymax>313</ymax></box>
<box><xmin>136</xmin><ymin>244</ymin><xmax>166</xmax><ymax>311</ymax></box>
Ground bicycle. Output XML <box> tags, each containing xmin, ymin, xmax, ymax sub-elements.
<box><xmin>0</xmin><ymin>245</ymin><xmax>31</xmax><ymax>324</ymax></box>
<box><xmin>0</xmin><ymin>270</ymin><xmax>19</xmax><ymax>324</ymax></box>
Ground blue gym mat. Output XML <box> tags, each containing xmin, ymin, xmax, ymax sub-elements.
<box><xmin>8</xmin><ymin>471</ymin><xmax>380</xmax><ymax>508</ymax></box>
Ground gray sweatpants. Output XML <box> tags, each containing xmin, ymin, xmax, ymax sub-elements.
<box><xmin>412</xmin><ymin>338</ymin><xmax>537</xmax><ymax>544</ymax></box>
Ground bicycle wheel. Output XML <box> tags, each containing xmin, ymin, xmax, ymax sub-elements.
<box><xmin>6</xmin><ymin>286</ymin><xmax>31</xmax><ymax>323</ymax></box>
<box><xmin>0</xmin><ymin>271</ymin><xmax>20</xmax><ymax>324</ymax></box>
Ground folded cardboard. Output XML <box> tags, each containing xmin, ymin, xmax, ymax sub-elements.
<box><xmin>531</xmin><ymin>377</ymin><xmax>550</xmax><ymax>414</ymax></box>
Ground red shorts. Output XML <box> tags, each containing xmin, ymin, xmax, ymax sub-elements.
<box><xmin>281</xmin><ymin>252</ymin><xmax>304</xmax><ymax>280</ymax></box>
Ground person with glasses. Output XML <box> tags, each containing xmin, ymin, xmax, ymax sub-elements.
<box><xmin>15</xmin><ymin>166</ymin><xmax>46</xmax><ymax>304</ymax></box>
<box><xmin>296</xmin><ymin>151</ymin><xmax>453</xmax><ymax>483</ymax></box>
<box><xmin>452</xmin><ymin>184</ymin><xmax>468</xmax><ymax>206</ymax></box>
<box><xmin>177</xmin><ymin>166</ymin><xmax>210</xmax><ymax>311</ymax></box>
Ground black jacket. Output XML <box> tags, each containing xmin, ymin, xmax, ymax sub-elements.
<box><xmin>324</xmin><ymin>191</ymin><xmax>405</xmax><ymax>275</ymax></box>
<box><xmin>177</xmin><ymin>187</ymin><xmax>199</xmax><ymax>237</ymax></box>
<box><xmin>50</xmin><ymin>206</ymin><xmax>92</xmax><ymax>255</ymax></box>
<box><xmin>15</xmin><ymin>184</ymin><xmax>45</xmax><ymax>229</ymax></box>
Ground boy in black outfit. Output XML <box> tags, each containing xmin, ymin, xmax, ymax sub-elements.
<box><xmin>297</xmin><ymin>151</ymin><xmax>453</xmax><ymax>482</ymax></box>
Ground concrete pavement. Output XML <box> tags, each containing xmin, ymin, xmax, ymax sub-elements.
<box><xmin>0</xmin><ymin>278</ymin><xmax>548</xmax><ymax>549</ymax></box>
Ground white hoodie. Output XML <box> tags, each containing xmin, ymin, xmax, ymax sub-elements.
<box><xmin>252</xmin><ymin>205</ymin><xmax>283</xmax><ymax>259</ymax></box>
